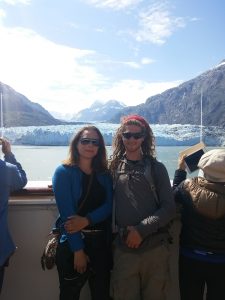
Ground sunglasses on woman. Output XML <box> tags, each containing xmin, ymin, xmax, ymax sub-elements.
<box><xmin>79</xmin><ymin>138</ymin><xmax>100</xmax><ymax>147</ymax></box>
<box><xmin>122</xmin><ymin>132</ymin><xmax>145</xmax><ymax>140</ymax></box>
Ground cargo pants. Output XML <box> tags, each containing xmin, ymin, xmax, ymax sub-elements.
<box><xmin>110</xmin><ymin>241</ymin><xmax>170</xmax><ymax>300</ymax></box>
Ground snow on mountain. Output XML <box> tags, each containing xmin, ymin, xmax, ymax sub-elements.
<box><xmin>213</xmin><ymin>59</ymin><xmax>225</xmax><ymax>69</ymax></box>
<box><xmin>49</xmin><ymin>110</ymin><xmax>74</xmax><ymax>121</ymax></box>
<box><xmin>71</xmin><ymin>100</ymin><xmax>126</xmax><ymax>122</ymax></box>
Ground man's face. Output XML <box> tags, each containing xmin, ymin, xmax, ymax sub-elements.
<box><xmin>122</xmin><ymin>124</ymin><xmax>145</xmax><ymax>154</ymax></box>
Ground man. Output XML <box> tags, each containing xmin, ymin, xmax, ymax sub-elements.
<box><xmin>0</xmin><ymin>137</ymin><xmax>27</xmax><ymax>293</ymax></box>
<box><xmin>110</xmin><ymin>115</ymin><xmax>175</xmax><ymax>300</ymax></box>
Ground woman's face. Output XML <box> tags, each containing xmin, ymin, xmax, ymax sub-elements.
<box><xmin>77</xmin><ymin>129</ymin><xmax>100</xmax><ymax>160</ymax></box>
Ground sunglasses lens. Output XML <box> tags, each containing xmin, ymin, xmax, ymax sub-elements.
<box><xmin>91</xmin><ymin>140</ymin><xmax>100</xmax><ymax>146</ymax></box>
<box><xmin>122</xmin><ymin>132</ymin><xmax>132</xmax><ymax>139</ymax></box>
<box><xmin>122</xmin><ymin>132</ymin><xmax>144</xmax><ymax>139</ymax></box>
<box><xmin>80</xmin><ymin>138</ymin><xmax>99</xmax><ymax>146</ymax></box>
<box><xmin>80</xmin><ymin>139</ymin><xmax>89</xmax><ymax>145</ymax></box>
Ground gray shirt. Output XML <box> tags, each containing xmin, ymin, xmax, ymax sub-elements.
<box><xmin>114</xmin><ymin>157</ymin><xmax>175</xmax><ymax>239</ymax></box>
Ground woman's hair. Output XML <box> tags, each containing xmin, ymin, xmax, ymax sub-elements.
<box><xmin>110</xmin><ymin>116</ymin><xmax>156</xmax><ymax>173</ymax></box>
<box><xmin>63</xmin><ymin>125</ymin><xmax>108</xmax><ymax>172</ymax></box>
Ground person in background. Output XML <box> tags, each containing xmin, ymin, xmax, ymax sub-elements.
<box><xmin>110</xmin><ymin>115</ymin><xmax>175</xmax><ymax>300</ymax></box>
<box><xmin>173</xmin><ymin>149</ymin><xmax>225</xmax><ymax>300</ymax></box>
<box><xmin>0</xmin><ymin>137</ymin><xmax>27</xmax><ymax>294</ymax></box>
<box><xmin>52</xmin><ymin>125</ymin><xmax>113</xmax><ymax>300</ymax></box>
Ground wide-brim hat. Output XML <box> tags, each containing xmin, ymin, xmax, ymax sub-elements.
<box><xmin>198</xmin><ymin>149</ymin><xmax>225</xmax><ymax>182</ymax></box>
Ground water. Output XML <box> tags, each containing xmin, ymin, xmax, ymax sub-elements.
<box><xmin>11</xmin><ymin>145</ymin><xmax>214</xmax><ymax>181</ymax></box>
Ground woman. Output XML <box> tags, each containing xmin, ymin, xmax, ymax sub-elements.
<box><xmin>52</xmin><ymin>126</ymin><xmax>113</xmax><ymax>300</ymax></box>
<box><xmin>173</xmin><ymin>149</ymin><xmax>225</xmax><ymax>300</ymax></box>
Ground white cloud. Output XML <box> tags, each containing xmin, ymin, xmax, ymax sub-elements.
<box><xmin>190</xmin><ymin>17</ymin><xmax>200</xmax><ymax>22</ymax></box>
<box><xmin>134</xmin><ymin>2</ymin><xmax>186</xmax><ymax>45</ymax></box>
<box><xmin>123</xmin><ymin>61</ymin><xmax>140</xmax><ymax>69</ymax></box>
<box><xmin>97</xmin><ymin>53</ymin><xmax>155</xmax><ymax>67</ymax></box>
<box><xmin>122</xmin><ymin>57</ymin><xmax>155</xmax><ymax>68</ymax></box>
<box><xmin>0</xmin><ymin>25</ymin><xmax>106</xmax><ymax>113</ymax></box>
<box><xmin>83</xmin><ymin>56</ymin><xmax>154</xmax><ymax>69</ymax></box>
<box><xmin>0</xmin><ymin>20</ymin><xmax>180</xmax><ymax>115</ymax></box>
<box><xmin>0</xmin><ymin>0</ymin><xmax>31</xmax><ymax>5</ymax></box>
<box><xmin>94</xmin><ymin>27</ymin><xmax>105</xmax><ymax>33</ymax></box>
<box><xmin>0</xmin><ymin>9</ymin><xmax>6</xmax><ymax>21</ymax></box>
<box><xmin>141</xmin><ymin>57</ymin><xmax>155</xmax><ymax>65</ymax></box>
<box><xmin>84</xmin><ymin>0</ymin><xmax>142</xmax><ymax>10</ymax></box>
<box><xmin>68</xmin><ymin>22</ymin><xmax>80</xmax><ymax>30</ymax></box>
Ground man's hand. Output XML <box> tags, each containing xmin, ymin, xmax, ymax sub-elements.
<box><xmin>125</xmin><ymin>226</ymin><xmax>143</xmax><ymax>249</ymax></box>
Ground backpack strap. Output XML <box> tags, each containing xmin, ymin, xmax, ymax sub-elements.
<box><xmin>113</xmin><ymin>160</ymin><xmax>126</xmax><ymax>190</ymax></box>
<box><xmin>145</xmin><ymin>158</ymin><xmax>174</xmax><ymax>242</ymax></box>
<box><xmin>112</xmin><ymin>160</ymin><xmax>125</xmax><ymax>233</ymax></box>
<box><xmin>144</xmin><ymin>157</ymin><xmax>160</xmax><ymax>207</ymax></box>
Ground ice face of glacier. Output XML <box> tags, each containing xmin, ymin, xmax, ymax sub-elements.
<box><xmin>2</xmin><ymin>123</ymin><xmax>225</xmax><ymax>146</ymax></box>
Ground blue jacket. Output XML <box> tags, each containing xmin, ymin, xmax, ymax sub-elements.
<box><xmin>52</xmin><ymin>165</ymin><xmax>113</xmax><ymax>252</ymax></box>
<box><xmin>0</xmin><ymin>153</ymin><xmax>27</xmax><ymax>266</ymax></box>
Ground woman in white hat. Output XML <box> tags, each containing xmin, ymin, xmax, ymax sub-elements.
<box><xmin>173</xmin><ymin>149</ymin><xmax>225</xmax><ymax>300</ymax></box>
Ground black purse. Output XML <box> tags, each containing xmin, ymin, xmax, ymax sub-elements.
<box><xmin>41</xmin><ymin>228</ymin><xmax>60</xmax><ymax>270</ymax></box>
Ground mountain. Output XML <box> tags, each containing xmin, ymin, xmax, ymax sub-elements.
<box><xmin>71</xmin><ymin>100</ymin><xmax>126</xmax><ymax>122</ymax></box>
<box><xmin>2</xmin><ymin>60</ymin><xmax>225</xmax><ymax>127</ymax></box>
<box><xmin>49</xmin><ymin>110</ymin><xmax>74</xmax><ymax>121</ymax></box>
<box><xmin>0</xmin><ymin>82</ymin><xmax>64</xmax><ymax>127</ymax></box>
<box><xmin>110</xmin><ymin>60</ymin><xmax>225</xmax><ymax>126</ymax></box>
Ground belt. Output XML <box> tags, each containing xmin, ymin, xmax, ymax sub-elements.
<box><xmin>82</xmin><ymin>229</ymin><xmax>104</xmax><ymax>235</ymax></box>
<box><xmin>118</xmin><ymin>227</ymin><xmax>128</xmax><ymax>240</ymax></box>
<box><xmin>117</xmin><ymin>227</ymin><xmax>170</xmax><ymax>251</ymax></box>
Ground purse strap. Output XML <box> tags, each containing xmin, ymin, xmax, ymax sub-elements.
<box><xmin>77</xmin><ymin>172</ymin><xmax>93</xmax><ymax>213</ymax></box>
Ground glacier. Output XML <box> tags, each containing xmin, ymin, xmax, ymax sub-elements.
<box><xmin>2</xmin><ymin>123</ymin><xmax>225</xmax><ymax>146</ymax></box>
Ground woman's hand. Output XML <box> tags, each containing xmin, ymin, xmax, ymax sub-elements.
<box><xmin>65</xmin><ymin>215</ymin><xmax>89</xmax><ymax>234</ymax></box>
<box><xmin>74</xmin><ymin>249</ymin><xmax>89</xmax><ymax>273</ymax></box>
<box><xmin>125</xmin><ymin>226</ymin><xmax>143</xmax><ymax>249</ymax></box>
<box><xmin>0</xmin><ymin>137</ymin><xmax>11</xmax><ymax>155</ymax></box>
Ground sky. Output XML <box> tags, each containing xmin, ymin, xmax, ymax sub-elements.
<box><xmin>0</xmin><ymin>0</ymin><xmax>225</xmax><ymax>119</ymax></box>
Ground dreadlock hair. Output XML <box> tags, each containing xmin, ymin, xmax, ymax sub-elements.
<box><xmin>109</xmin><ymin>116</ymin><xmax>156</xmax><ymax>174</ymax></box>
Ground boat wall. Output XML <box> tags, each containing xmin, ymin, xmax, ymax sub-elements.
<box><xmin>1</xmin><ymin>187</ymin><xmax>181</xmax><ymax>300</ymax></box>
<box><xmin>1</xmin><ymin>197</ymin><xmax>91</xmax><ymax>300</ymax></box>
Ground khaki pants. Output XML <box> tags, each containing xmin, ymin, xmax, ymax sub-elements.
<box><xmin>111</xmin><ymin>243</ymin><xmax>170</xmax><ymax>300</ymax></box>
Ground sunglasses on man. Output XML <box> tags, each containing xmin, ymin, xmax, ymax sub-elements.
<box><xmin>79</xmin><ymin>138</ymin><xmax>100</xmax><ymax>147</ymax></box>
<box><xmin>122</xmin><ymin>132</ymin><xmax>145</xmax><ymax>140</ymax></box>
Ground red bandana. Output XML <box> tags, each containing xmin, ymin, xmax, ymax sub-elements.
<box><xmin>122</xmin><ymin>115</ymin><xmax>149</xmax><ymax>128</ymax></box>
